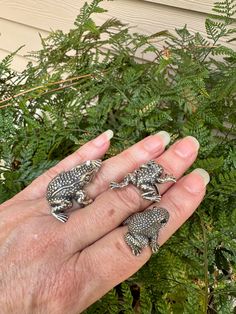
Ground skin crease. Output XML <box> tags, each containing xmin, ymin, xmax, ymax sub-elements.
<box><xmin>0</xmin><ymin>132</ymin><xmax>208</xmax><ymax>314</ymax></box>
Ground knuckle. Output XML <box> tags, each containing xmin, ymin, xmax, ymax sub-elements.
<box><xmin>112</xmin><ymin>186</ymin><xmax>142</xmax><ymax>214</ymax></box>
<box><xmin>161</xmin><ymin>160</ymin><xmax>176</xmax><ymax>178</ymax></box>
<box><xmin>73</xmin><ymin>149</ymin><xmax>86</xmax><ymax>162</ymax></box>
<box><xmin>32</xmin><ymin>219</ymin><xmax>68</xmax><ymax>254</ymax></box>
<box><xmin>156</xmin><ymin>155</ymin><xmax>177</xmax><ymax>178</ymax></box>
<box><xmin>45</xmin><ymin>165</ymin><xmax>63</xmax><ymax>180</ymax></box>
<box><xmin>120</xmin><ymin>150</ymin><xmax>140</xmax><ymax>170</ymax></box>
<box><xmin>111</xmin><ymin>237</ymin><xmax>136</xmax><ymax>270</ymax></box>
<box><xmin>166</xmin><ymin>193</ymin><xmax>187</xmax><ymax>220</ymax></box>
<box><xmin>94</xmin><ymin>150</ymin><xmax>140</xmax><ymax>191</ymax></box>
<box><xmin>92</xmin><ymin>166</ymin><xmax>109</xmax><ymax>192</ymax></box>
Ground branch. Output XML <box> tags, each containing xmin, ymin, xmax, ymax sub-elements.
<box><xmin>0</xmin><ymin>73</ymin><xmax>96</xmax><ymax>109</ymax></box>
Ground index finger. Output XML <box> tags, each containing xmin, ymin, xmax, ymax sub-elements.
<box><xmin>10</xmin><ymin>130</ymin><xmax>113</xmax><ymax>202</ymax></box>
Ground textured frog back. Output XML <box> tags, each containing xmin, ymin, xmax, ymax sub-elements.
<box><xmin>128</xmin><ymin>211</ymin><xmax>154</xmax><ymax>233</ymax></box>
<box><xmin>46</xmin><ymin>170</ymin><xmax>81</xmax><ymax>198</ymax></box>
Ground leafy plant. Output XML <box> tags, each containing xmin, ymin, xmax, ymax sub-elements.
<box><xmin>0</xmin><ymin>0</ymin><xmax>235</xmax><ymax>312</ymax></box>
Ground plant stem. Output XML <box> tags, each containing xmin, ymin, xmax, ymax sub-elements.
<box><xmin>200</xmin><ymin>218</ymin><xmax>209</xmax><ymax>313</ymax></box>
<box><xmin>0</xmin><ymin>73</ymin><xmax>95</xmax><ymax>108</ymax></box>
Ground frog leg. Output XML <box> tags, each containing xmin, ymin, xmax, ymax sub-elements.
<box><xmin>75</xmin><ymin>190</ymin><xmax>93</xmax><ymax>206</ymax></box>
<box><xmin>110</xmin><ymin>173</ymin><xmax>137</xmax><ymax>189</ymax></box>
<box><xmin>124</xmin><ymin>232</ymin><xmax>149</xmax><ymax>256</ymax></box>
<box><xmin>139</xmin><ymin>160</ymin><xmax>156</xmax><ymax>169</ymax></box>
<box><xmin>139</xmin><ymin>163</ymin><xmax>149</xmax><ymax>170</ymax></box>
<box><xmin>50</xmin><ymin>200</ymin><xmax>72</xmax><ymax>223</ymax></box>
<box><xmin>140</xmin><ymin>184</ymin><xmax>161</xmax><ymax>202</ymax></box>
<box><xmin>156</xmin><ymin>174</ymin><xmax>176</xmax><ymax>184</ymax></box>
<box><xmin>149</xmin><ymin>231</ymin><xmax>160</xmax><ymax>253</ymax></box>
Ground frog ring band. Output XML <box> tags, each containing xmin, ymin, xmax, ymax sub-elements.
<box><xmin>110</xmin><ymin>160</ymin><xmax>176</xmax><ymax>203</ymax></box>
<box><xmin>46</xmin><ymin>160</ymin><xmax>102</xmax><ymax>223</ymax></box>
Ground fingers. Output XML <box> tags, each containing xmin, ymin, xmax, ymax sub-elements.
<box><xmin>10</xmin><ymin>130</ymin><xmax>113</xmax><ymax>203</ymax></box>
<box><xmin>86</xmin><ymin>131</ymin><xmax>171</xmax><ymax>198</ymax></box>
<box><xmin>75</xmin><ymin>170</ymin><xmax>209</xmax><ymax>312</ymax></box>
<box><xmin>66</xmin><ymin>136</ymin><xmax>199</xmax><ymax>251</ymax></box>
<box><xmin>12</xmin><ymin>131</ymin><xmax>169</xmax><ymax>214</ymax></box>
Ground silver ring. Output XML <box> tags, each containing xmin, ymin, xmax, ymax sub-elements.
<box><xmin>123</xmin><ymin>206</ymin><xmax>169</xmax><ymax>256</ymax></box>
<box><xmin>110</xmin><ymin>160</ymin><xmax>176</xmax><ymax>202</ymax></box>
<box><xmin>46</xmin><ymin>160</ymin><xmax>102</xmax><ymax>223</ymax></box>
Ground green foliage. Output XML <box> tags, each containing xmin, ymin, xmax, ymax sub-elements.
<box><xmin>0</xmin><ymin>0</ymin><xmax>235</xmax><ymax>312</ymax></box>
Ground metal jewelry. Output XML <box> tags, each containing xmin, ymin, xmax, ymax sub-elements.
<box><xmin>110</xmin><ymin>160</ymin><xmax>176</xmax><ymax>202</ymax></box>
<box><xmin>123</xmin><ymin>206</ymin><xmax>169</xmax><ymax>256</ymax></box>
<box><xmin>46</xmin><ymin>160</ymin><xmax>102</xmax><ymax>223</ymax></box>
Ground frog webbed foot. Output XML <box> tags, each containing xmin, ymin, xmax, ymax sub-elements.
<box><xmin>110</xmin><ymin>173</ymin><xmax>137</xmax><ymax>190</ymax></box>
<box><xmin>157</xmin><ymin>174</ymin><xmax>176</xmax><ymax>184</ymax></box>
<box><xmin>50</xmin><ymin>199</ymin><xmax>72</xmax><ymax>223</ymax></box>
<box><xmin>150</xmin><ymin>236</ymin><xmax>160</xmax><ymax>253</ymax></box>
<box><xmin>75</xmin><ymin>190</ymin><xmax>93</xmax><ymax>206</ymax></box>
<box><xmin>124</xmin><ymin>233</ymin><xmax>149</xmax><ymax>256</ymax></box>
<box><xmin>140</xmin><ymin>184</ymin><xmax>161</xmax><ymax>202</ymax></box>
<box><xmin>52</xmin><ymin>211</ymin><xmax>69</xmax><ymax>223</ymax></box>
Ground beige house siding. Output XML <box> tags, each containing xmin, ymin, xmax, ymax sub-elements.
<box><xmin>0</xmin><ymin>0</ymin><xmax>235</xmax><ymax>72</ymax></box>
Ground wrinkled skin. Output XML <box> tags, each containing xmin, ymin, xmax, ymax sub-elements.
<box><xmin>0</xmin><ymin>132</ymin><xmax>207</xmax><ymax>313</ymax></box>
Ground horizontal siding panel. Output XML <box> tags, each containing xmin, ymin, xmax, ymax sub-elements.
<box><xmin>98</xmin><ymin>0</ymin><xmax>235</xmax><ymax>48</ymax></box>
<box><xmin>0</xmin><ymin>48</ymin><xmax>33</xmax><ymax>72</ymax></box>
<box><xmin>0</xmin><ymin>0</ymin><xmax>84</xmax><ymax>32</ymax></box>
<box><xmin>0</xmin><ymin>0</ymin><xmax>235</xmax><ymax>70</ymax></box>
<box><xmin>144</xmin><ymin>0</ymin><xmax>215</xmax><ymax>14</ymax></box>
<box><xmin>0</xmin><ymin>18</ymin><xmax>49</xmax><ymax>56</ymax></box>
<box><xmin>1</xmin><ymin>1</ymin><xmax>235</xmax><ymax>41</ymax></box>
<box><xmin>102</xmin><ymin>0</ymin><xmax>207</xmax><ymax>35</ymax></box>
<box><xmin>0</xmin><ymin>1</ymin><xmax>235</xmax><ymax>42</ymax></box>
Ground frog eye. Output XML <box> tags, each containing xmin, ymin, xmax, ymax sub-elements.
<box><xmin>83</xmin><ymin>174</ymin><xmax>90</xmax><ymax>181</ymax></box>
<box><xmin>160</xmin><ymin>218</ymin><xmax>167</xmax><ymax>224</ymax></box>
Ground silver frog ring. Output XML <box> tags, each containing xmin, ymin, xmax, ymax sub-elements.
<box><xmin>123</xmin><ymin>206</ymin><xmax>169</xmax><ymax>256</ymax></box>
<box><xmin>46</xmin><ymin>160</ymin><xmax>102</xmax><ymax>223</ymax></box>
<box><xmin>110</xmin><ymin>160</ymin><xmax>176</xmax><ymax>203</ymax></box>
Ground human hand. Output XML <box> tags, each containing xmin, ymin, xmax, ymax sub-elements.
<box><xmin>0</xmin><ymin>130</ymin><xmax>209</xmax><ymax>313</ymax></box>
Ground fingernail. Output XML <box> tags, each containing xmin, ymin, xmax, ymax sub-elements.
<box><xmin>192</xmin><ymin>168</ymin><xmax>210</xmax><ymax>186</ymax></box>
<box><xmin>174</xmin><ymin>136</ymin><xmax>200</xmax><ymax>158</ymax></box>
<box><xmin>156</xmin><ymin>131</ymin><xmax>171</xmax><ymax>146</ymax></box>
<box><xmin>187</xmin><ymin>136</ymin><xmax>200</xmax><ymax>150</ymax></box>
<box><xmin>184</xmin><ymin>168</ymin><xmax>210</xmax><ymax>193</ymax></box>
<box><xmin>104</xmin><ymin>129</ymin><xmax>114</xmax><ymax>141</ymax></box>
<box><xmin>93</xmin><ymin>129</ymin><xmax>114</xmax><ymax>147</ymax></box>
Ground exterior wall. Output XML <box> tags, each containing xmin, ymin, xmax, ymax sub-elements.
<box><xmin>0</xmin><ymin>0</ymin><xmax>235</xmax><ymax>71</ymax></box>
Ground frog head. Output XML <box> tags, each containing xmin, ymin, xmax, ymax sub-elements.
<box><xmin>147</xmin><ymin>161</ymin><xmax>164</xmax><ymax>177</ymax></box>
<box><xmin>152</xmin><ymin>207</ymin><xmax>169</xmax><ymax>227</ymax></box>
<box><xmin>75</xmin><ymin>159</ymin><xmax>102</xmax><ymax>185</ymax></box>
